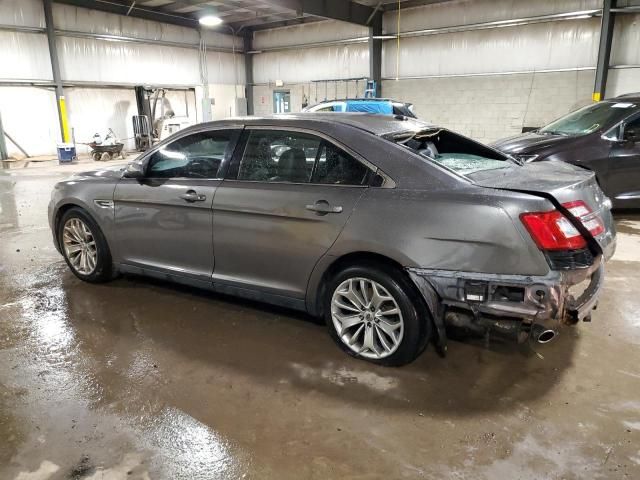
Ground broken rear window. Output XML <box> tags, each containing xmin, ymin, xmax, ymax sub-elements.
<box><xmin>387</xmin><ymin>128</ymin><xmax>513</xmax><ymax>176</ymax></box>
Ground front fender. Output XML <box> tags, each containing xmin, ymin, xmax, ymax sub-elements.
<box><xmin>49</xmin><ymin>179</ymin><xmax>118</xmax><ymax>256</ymax></box>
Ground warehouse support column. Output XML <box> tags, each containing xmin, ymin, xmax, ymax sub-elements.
<box><xmin>593</xmin><ymin>0</ymin><xmax>616</xmax><ymax>101</ymax></box>
<box><xmin>43</xmin><ymin>0</ymin><xmax>70</xmax><ymax>142</ymax></box>
<box><xmin>244</xmin><ymin>31</ymin><xmax>254</xmax><ymax>115</ymax></box>
<box><xmin>369</xmin><ymin>12</ymin><xmax>382</xmax><ymax>97</ymax></box>
<box><xmin>0</xmin><ymin>112</ymin><xmax>8</xmax><ymax>162</ymax></box>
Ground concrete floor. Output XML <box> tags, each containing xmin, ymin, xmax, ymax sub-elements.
<box><xmin>1</xmin><ymin>163</ymin><xmax>639</xmax><ymax>480</ymax></box>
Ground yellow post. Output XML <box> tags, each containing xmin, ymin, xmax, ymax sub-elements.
<box><xmin>592</xmin><ymin>92</ymin><xmax>602</xmax><ymax>102</ymax></box>
<box><xmin>58</xmin><ymin>96</ymin><xmax>70</xmax><ymax>142</ymax></box>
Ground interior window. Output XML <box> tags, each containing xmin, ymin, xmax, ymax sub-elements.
<box><xmin>237</xmin><ymin>130</ymin><xmax>321</xmax><ymax>183</ymax></box>
<box><xmin>147</xmin><ymin>130</ymin><xmax>233</xmax><ymax>178</ymax></box>
<box><xmin>624</xmin><ymin>116</ymin><xmax>640</xmax><ymax>142</ymax></box>
<box><xmin>311</xmin><ymin>142</ymin><xmax>369</xmax><ymax>185</ymax></box>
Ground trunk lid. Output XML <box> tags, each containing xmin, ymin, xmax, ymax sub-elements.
<box><xmin>467</xmin><ymin>160</ymin><xmax>616</xmax><ymax>259</ymax></box>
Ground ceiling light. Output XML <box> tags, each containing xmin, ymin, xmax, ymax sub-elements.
<box><xmin>199</xmin><ymin>15</ymin><xmax>222</xmax><ymax>27</ymax></box>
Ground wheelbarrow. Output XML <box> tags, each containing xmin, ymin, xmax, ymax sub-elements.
<box><xmin>89</xmin><ymin>142</ymin><xmax>126</xmax><ymax>162</ymax></box>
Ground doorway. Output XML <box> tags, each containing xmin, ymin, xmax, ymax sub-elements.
<box><xmin>273</xmin><ymin>90</ymin><xmax>291</xmax><ymax>114</ymax></box>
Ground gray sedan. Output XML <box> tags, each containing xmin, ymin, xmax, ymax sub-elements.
<box><xmin>48</xmin><ymin>114</ymin><xmax>616</xmax><ymax>366</ymax></box>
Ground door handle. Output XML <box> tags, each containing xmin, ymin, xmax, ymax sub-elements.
<box><xmin>179</xmin><ymin>190</ymin><xmax>206</xmax><ymax>203</ymax></box>
<box><xmin>305</xmin><ymin>200</ymin><xmax>343</xmax><ymax>215</ymax></box>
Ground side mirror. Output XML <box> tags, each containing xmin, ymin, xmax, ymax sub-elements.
<box><xmin>122</xmin><ymin>160</ymin><xmax>145</xmax><ymax>179</ymax></box>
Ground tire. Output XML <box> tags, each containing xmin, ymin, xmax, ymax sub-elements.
<box><xmin>57</xmin><ymin>207</ymin><xmax>114</xmax><ymax>283</ymax></box>
<box><xmin>325</xmin><ymin>263</ymin><xmax>431</xmax><ymax>366</ymax></box>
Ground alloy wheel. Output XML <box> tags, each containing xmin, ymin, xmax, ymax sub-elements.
<box><xmin>331</xmin><ymin>277</ymin><xmax>405</xmax><ymax>359</ymax></box>
<box><xmin>62</xmin><ymin>217</ymin><xmax>98</xmax><ymax>275</ymax></box>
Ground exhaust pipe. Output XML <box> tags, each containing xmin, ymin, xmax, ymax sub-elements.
<box><xmin>444</xmin><ymin>309</ymin><xmax>558</xmax><ymax>344</ymax></box>
<box><xmin>531</xmin><ymin>324</ymin><xmax>557</xmax><ymax>344</ymax></box>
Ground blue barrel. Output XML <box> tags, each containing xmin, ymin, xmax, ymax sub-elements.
<box><xmin>57</xmin><ymin>143</ymin><xmax>76</xmax><ymax>163</ymax></box>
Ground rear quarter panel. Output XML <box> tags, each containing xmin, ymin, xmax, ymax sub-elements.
<box><xmin>326</xmin><ymin>187</ymin><xmax>551</xmax><ymax>276</ymax></box>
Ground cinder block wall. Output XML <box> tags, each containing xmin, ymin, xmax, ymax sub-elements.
<box><xmin>382</xmin><ymin>70</ymin><xmax>595</xmax><ymax>144</ymax></box>
<box><xmin>607</xmin><ymin>68</ymin><xmax>640</xmax><ymax>98</ymax></box>
<box><xmin>251</xmin><ymin>70</ymin><xmax>595</xmax><ymax>143</ymax></box>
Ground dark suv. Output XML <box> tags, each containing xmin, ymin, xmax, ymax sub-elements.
<box><xmin>493</xmin><ymin>94</ymin><xmax>640</xmax><ymax>208</ymax></box>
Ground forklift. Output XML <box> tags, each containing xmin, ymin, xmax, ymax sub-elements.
<box><xmin>132</xmin><ymin>86</ymin><xmax>192</xmax><ymax>152</ymax></box>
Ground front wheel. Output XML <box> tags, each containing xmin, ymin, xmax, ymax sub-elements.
<box><xmin>58</xmin><ymin>207</ymin><xmax>114</xmax><ymax>283</ymax></box>
<box><xmin>325</xmin><ymin>264</ymin><xmax>430</xmax><ymax>366</ymax></box>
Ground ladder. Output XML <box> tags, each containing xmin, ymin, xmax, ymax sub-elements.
<box><xmin>364</xmin><ymin>80</ymin><xmax>377</xmax><ymax>98</ymax></box>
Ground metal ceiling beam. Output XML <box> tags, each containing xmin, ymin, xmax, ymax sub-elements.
<box><xmin>593</xmin><ymin>0</ymin><xmax>616</xmax><ymax>101</ymax></box>
<box><xmin>244</xmin><ymin>15</ymin><xmax>322</xmax><ymax>31</ymax></box>
<box><xmin>259</xmin><ymin>0</ymin><xmax>376</xmax><ymax>26</ymax></box>
<box><xmin>383</xmin><ymin>0</ymin><xmax>457</xmax><ymax>10</ymax></box>
<box><xmin>53</xmin><ymin>0</ymin><xmax>199</xmax><ymax>28</ymax></box>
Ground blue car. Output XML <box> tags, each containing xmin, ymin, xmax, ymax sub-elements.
<box><xmin>303</xmin><ymin>98</ymin><xmax>417</xmax><ymax>118</ymax></box>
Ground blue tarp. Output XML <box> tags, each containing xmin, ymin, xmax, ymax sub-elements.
<box><xmin>345</xmin><ymin>101</ymin><xmax>393</xmax><ymax>114</ymax></box>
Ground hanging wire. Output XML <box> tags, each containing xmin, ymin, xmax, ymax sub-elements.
<box><xmin>396</xmin><ymin>0</ymin><xmax>401</xmax><ymax>81</ymax></box>
<box><xmin>226</xmin><ymin>26</ymin><xmax>241</xmax><ymax>103</ymax></box>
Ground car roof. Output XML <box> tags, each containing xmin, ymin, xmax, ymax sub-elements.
<box><xmin>311</xmin><ymin>98</ymin><xmax>410</xmax><ymax>105</ymax></box>
<box><xmin>195</xmin><ymin>113</ymin><xmax>431</xmax><ymax>137</ymax></box>
<box><xmin>612</xmin><ymin>93</ymin><xmax>640</xmax><ymax>102</ymax></box>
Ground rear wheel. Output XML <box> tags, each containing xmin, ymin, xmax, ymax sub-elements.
<box><xmin>325</xmin><ymin>263</ymin><xmax>430</xmax><ymax>366</ymax></box>
<box><xmin>58</xmin><ymin>207</ymin><xmax>114</xmax><ymax>283</ymax></box>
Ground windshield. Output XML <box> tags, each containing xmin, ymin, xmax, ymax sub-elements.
<box><xmin>388</xmin><ymin>128</ymin><xmax>512</xmax><ymax>176</ymax></box>
<box><xmin>539</xmin><ymin>101</ymin><xmax>637</xmax><ymax>136</ymax></box>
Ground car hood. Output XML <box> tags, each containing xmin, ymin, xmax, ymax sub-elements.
<box><xmin>69</xmin><ymin>164</ymin><xmax>126</xmax><ymax>181</ymax></box>
<box><xmin>491</xmin><ymin>131</ymin><xmax>571</xmax><ymax>154</ymax></box>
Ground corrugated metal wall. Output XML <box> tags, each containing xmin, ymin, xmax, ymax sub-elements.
<box><xmin>1</xmin><ymin>0</ymin><xmax>639</xmax><ymax>154</ymax></box>
<box><xmin>0</xmin><ymin>0</ymin><xmax>244</xmax><ymax>156</ymax></box>
<box><xmin>252</xmin><ymin>20</ymin><xmax>368</xmax><ymax>49</ymax></box>
<box><xmin>382</xmin><ymin>0</ymin><xmax>603</xmax><ymax>32</ymax></box>
<box><xmin>382</xmin><ymin>19</ymin><xmax>601</xmax><ymax>79</ymax></box>
<box><xmin>247</xmin><ymin>0</ymin><xmax>639</xmax><ymax>142</ymax></box>
<box><xmin>252</xmin><ymin>20</ymin><xmax>369</xmax><ymax>84</ymax></box>
<box><xmin>253</xmin><ymin>45</ymin><xmax>368</xmax><ymax>84</ymax></box>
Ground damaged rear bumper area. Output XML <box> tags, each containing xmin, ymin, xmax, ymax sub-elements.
<box><xmin>408</xmin><ymin>257</ymin><xmax>604</xmax><ymax>348</ymax></box>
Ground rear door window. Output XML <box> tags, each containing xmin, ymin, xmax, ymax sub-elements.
<box><xmin>237</xmin><ymin>130</ymin><xmax>320</xmax><ymax>183</ymax></box>
<box><xmin>234</xmin><ymin>129</ymin><xmax>371</xmax><ymax>185</ymax></box>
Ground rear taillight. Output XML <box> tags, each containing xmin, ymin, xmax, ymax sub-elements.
<box><xmin>520</xmin><ymin>200</ymin><xmax>604</xmax><ymax>251</ymax></box>
<box><xmin>521</xmin><ymin>210</ymin><xmax>586</xmax><ymax>250</ymax></box>
<box><xmin>562</xmin><ymin>200</ymin><xmax>604</xmax><ymax>237</ymax></box>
